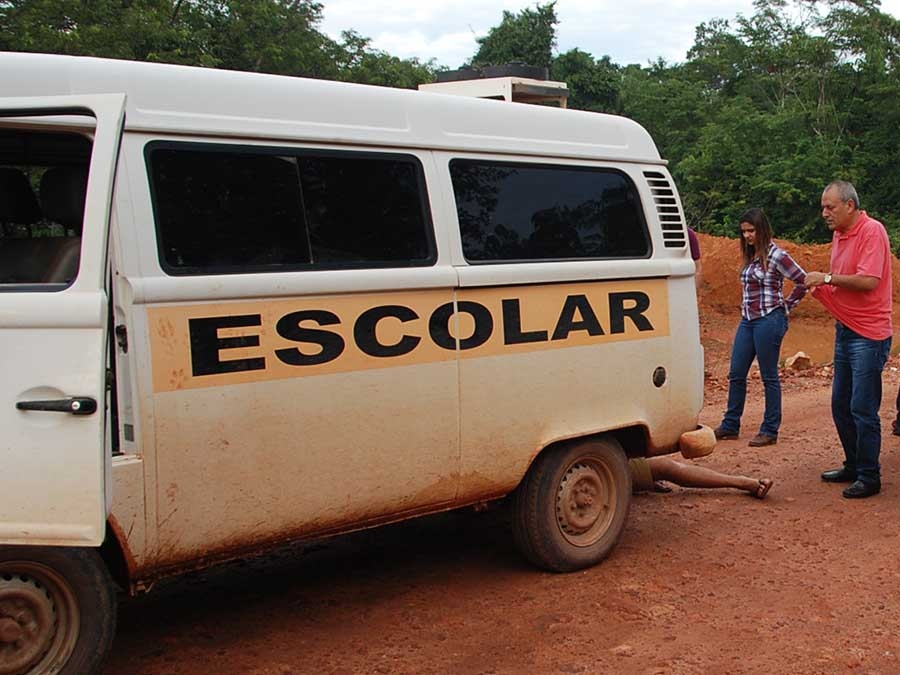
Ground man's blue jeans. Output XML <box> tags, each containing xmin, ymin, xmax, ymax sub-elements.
<box><xmin>720</xmin><ymin>309</ymin><xmax>789</xmax><ymax>437</ymax></box>
<box><xmin>832</xmin><ymin>322</ymin><xmax>891</xmax><ymax>485</ymax></box>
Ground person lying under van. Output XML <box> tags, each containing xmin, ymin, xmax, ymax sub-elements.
<box><xmin>630</xmin><ymin>456</ymin><xmax>774</xmax><ymax>499</ymax></box>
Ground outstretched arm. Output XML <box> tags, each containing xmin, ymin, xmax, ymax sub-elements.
<box><xmin>805</xmin><ymin>271</ymin><xmax>879</xmax><ymax>291</ymax></box>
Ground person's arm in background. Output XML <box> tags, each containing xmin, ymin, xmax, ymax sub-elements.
<box><xmin>774</xmin><ymin>249</ymin><xmax>808</xmax><ymax>312</ymax></box>
<box><xmin>688</xmin><ymin>228</ymin><xmax>702</xmax><ymax>290</ymax></box>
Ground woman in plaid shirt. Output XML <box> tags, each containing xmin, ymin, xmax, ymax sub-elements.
<box><xmin>714</xmin><ymin>207</ymin><xmax>809</xmax><ymax>447</ymax></box>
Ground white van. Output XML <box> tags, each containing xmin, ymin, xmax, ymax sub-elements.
<box><xmin>0</xmin><ymin>52</ymin><xmax>705</xmax><ymax>675</ymax></box>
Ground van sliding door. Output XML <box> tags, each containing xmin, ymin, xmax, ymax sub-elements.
<box><xmin>442</xmin><ymin>154</ymin><xmax>664</xmax><ymax>493</ymax></box>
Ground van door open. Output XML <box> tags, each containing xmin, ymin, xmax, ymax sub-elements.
<box><xmin>0</xmin><ymin>94</ymin><xmax>124</xmax><ymax>546</ymax></box>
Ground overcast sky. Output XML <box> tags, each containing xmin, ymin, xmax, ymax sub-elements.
<box><xmin>318</xmin><ymin>0</ymin><xmax>900</xmax><ymax>69</ymax></box>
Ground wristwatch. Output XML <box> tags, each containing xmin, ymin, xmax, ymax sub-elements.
<box><xmin>824</xmin><ymin>273</ymin><xmax>833</xmax><ymax>285</ymax></box>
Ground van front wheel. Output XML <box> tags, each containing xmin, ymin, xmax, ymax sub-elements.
<box><xmin>513</xmin><ymin>437</ymin><xmax>631</xmax><ymax>572</ymax></box>
<box><xmin>0</xmin><ymin>546</ymin><xmax>116</xmax><ymax>675</ymax></box>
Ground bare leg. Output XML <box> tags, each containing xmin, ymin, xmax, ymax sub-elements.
<box><xmin>646</xmin><ymin>456</ymin><xmax>767</xmax><ymax>495</ymax></box>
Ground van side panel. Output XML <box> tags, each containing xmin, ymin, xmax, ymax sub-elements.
<box><xmin>109</xmin><ymin>456</ymin><xmax>145</xmax><ymax>573</ymax></box>
<box><xmin>435</xmin><ymin>154</ymin><xmax>702</xmax><ymax>499</ymax></box>
<box><xmin>148</xmin><ymin>356</ymin><xmax>459</xmax><ymax>565</ymax></box>
<box><xmin>112</xmin><ymin>135</ymin><xmax>463</xmax><ymax>571</ymax></box>
<box><xmin>659</xmin><ymin>275</ymin><xmax>705</xmax><ymax>443</ymax></box>
<box><xmin>452</xmin><ymin>279</ymin><xmax>676</xmax><ymax>498</ymax></box>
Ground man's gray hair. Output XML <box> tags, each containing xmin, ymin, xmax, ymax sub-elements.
<box><xmin>825</xmin><ymin>180</ymin><xmax>860</xmax><ymax>209</ymax></box>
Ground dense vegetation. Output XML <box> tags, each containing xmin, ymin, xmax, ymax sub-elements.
<box><xmin>2</xmin><ymin>0</ymin><xmax>899</xmax><ymax>247</ymax></box>
<box><xmin>0</xmin><ymin>1</ymin><xmax>438</xmax><ymax>87</ymax></box>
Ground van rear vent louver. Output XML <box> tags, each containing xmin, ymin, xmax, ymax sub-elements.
<box><xmin>643</xmin><ymin>170</ymin><xmax>686</xmax><ymax>249</ymax></box>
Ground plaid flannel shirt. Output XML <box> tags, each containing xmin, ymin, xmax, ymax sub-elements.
<box><xmin>741</xmin><ymin>242</ymin><xmax>808</xmax><ymax>320</ymax></box>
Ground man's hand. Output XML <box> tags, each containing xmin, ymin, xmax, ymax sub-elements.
<box><xmin>805</xmin><ymin>271</ymin><xmax>828</xmax><ymax>287</ymax></box>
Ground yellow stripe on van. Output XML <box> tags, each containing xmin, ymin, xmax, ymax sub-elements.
<box><xmin>148</xmin><ymin>280</ymin><xmax>669</xmax><ymax>392</ymax></box>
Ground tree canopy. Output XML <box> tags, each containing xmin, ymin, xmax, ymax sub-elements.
<box><xmin>469</xmin><ymin>2</ymin><xmax>557</xmax><ymax>69</ymax></box>
<box><xmin>0</xmin><ymin>0</ymin><xmax>437</xmax><ymax>86</ymax></box>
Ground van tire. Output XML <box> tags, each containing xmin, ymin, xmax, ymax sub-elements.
<box><xmin>512</xmin><ymin>437</ymin><xmax>631</xmax><ymax>572</ymax></box>
<box><xmin>0</xmin><ymin>546</ymin><xmax>117</xmax><ymax>675</ymax></box>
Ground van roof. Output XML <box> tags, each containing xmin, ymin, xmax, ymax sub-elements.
<box><xmin>0</xmin><ymin>52</ymin><xmax>663</xmax><ymax>164</ymax></box>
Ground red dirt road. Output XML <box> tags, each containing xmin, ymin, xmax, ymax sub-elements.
<box><xmin>101</xmin><ymin>235</ymin><xmax>900</xmax><ymax>675</ymax></box>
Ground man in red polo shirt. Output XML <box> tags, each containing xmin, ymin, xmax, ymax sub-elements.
<box><xmin>805</xmin><ymin>180</ymin><xmax>893</xmax><ymax>499</ymax></box>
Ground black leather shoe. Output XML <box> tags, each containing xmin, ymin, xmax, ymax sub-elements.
<box><xmin>821</xmin><ymin>467</ymin><xmax>856</xmax><ymax>483</ymax></box>
<box><xmin>842</xmin><ymin>480</ymin><xmax>881</xmax><ymax>499</ymax></box>
<box><xmin>748</xmin><ymin>433</ymin><xmax>777</xmax><ymax>447</ymax></box>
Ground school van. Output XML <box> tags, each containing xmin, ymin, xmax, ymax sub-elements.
<box><xmin>0</xmin><ymin>52</ymin><xmax>705</xmax><ymax>675</ymax></box>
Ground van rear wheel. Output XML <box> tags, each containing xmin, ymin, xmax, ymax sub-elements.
<box><xmin>0</xmin><ymin>546</ymin><xmax>116</xmax><ymax>675</ymax></box>
<box><xmin>512</xmin><ymin>437</ymin><xmax>631</xmax><ymax>572</ymax></box>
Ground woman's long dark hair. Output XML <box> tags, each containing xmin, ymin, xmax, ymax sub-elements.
<box><xmin>739</xmin><ymin>207</ymin><xmax>773</xmax><ymax>270</ymax></box>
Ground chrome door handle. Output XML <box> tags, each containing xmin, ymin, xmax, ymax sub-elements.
<box><xmin>16</xmin><ymin>397</ymin><xmax>98</xmax><ymax>415</ymax></box>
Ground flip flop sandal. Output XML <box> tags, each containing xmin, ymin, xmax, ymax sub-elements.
<box><xmin>754</xmin><ymin>478</ymin><xmax>774</xmax><ymax>499</ymax></box>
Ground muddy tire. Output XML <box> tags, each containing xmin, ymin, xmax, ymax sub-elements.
<box><xmin>512</xmin><ymin>437</ymin><xmax>632</xmax><ymax>572</ymax></box>
<box><xmin>0</xmin><ymin>546</ymin><xmax>116</xmax><ymax>675</ymax></box>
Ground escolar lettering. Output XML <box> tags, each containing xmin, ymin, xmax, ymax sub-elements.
<box><xmin>188</xmin><ymin>291</ymin><xmax>655</xmax><ymax>377</ymax></box>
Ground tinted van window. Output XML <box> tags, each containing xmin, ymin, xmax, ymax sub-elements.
<box><xmin>148</xmin><ymin>144</ymin><xmax>435</xmax><ymax>274</ymax></box>
<box><xmin>450</xmin><ymin>159</ymin><xmax>650</xmax><ymax>262</ymax></box>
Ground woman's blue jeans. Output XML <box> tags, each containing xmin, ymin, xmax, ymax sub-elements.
<box><xmin>832</xmin><ymin>322</ymin><xmax>891</xmax><ymax>485</ymax></box>
<box><xmin>720</xmin><ymin>309</ymin><xmax>789</xmax><ymax>437</ymax></box>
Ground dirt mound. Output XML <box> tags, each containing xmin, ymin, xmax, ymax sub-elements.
<box><xmin>696</xmin><ymin>232</ymin><xmax>900</xmax><ymax>377</ymax></box>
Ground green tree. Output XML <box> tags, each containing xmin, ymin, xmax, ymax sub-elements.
<box><xmin>550</xmin><ymin>49</ymin><xmax>620</xmax><ymax>113</ymax></box>
<box><xmin>824</xmin><ymin>0</ymin><xmax>900</xmax><ymax>239</ymax></box>
<box><xmin>335</xmin><ymin>30</ymin><xmax>438</xmax><ymax>88</ymax></box>
<box><xmin>189</xmin><ymin>0</ymin><xmax>339</xmax><ymax>77</ymax></box>
<box><xmin>0</xmin><ymin>0</ymin><xmax>436</xmax><ymax>86</ymax></box>
<box><xmin>619</xmin><ymin>60</ymin><xmax>712</xmax><ymax>168</ymax></box>
<box><xmin>470</xmin><ymin>2</ymin><xmax>557</xmax><ymax>68</ymax></box>
<box><xmin>0</xmin><ymin>0</ymin><xmax>206</xmax><ymax>63</ymax></box>
<box><xmin>684</xmin><ymin>17</ymin><xmax>750</xmax><ymax>98</ymax></box>
<box><xmin>615</xmin><ymin>0</ymin><xmax>900</xmax><ymax>248</ymax></box>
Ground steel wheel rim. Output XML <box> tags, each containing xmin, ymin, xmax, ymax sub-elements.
<box><xmin>0</xmin><ymin>561</ymin><xmax>80</xmax><ymax>675</ymax></box>
<box><xmin>555</xmin><ymin>459</ymin><xmax>616</xmax><ymax>547</ymax></box>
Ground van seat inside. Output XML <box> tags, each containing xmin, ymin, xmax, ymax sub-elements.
<box><xmin>0</xmin><ymin>165</ymin><xmax>88</xmax><ymax>284</ymax></box>
<box><xmin>0</xmin><ymin>167</ymin><xmax>42</xmax><ymax>230</ymax></box>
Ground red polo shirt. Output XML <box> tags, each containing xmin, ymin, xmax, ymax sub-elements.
<box><xmin>812</xmin><ymin>211</ymin><xmax>892</xmax><ymax>340</ymax></box>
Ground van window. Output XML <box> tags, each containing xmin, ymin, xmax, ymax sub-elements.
<box><xmin>147</xmin><ymin>143</ymin><xmax>435</xmax><ymax>274</ymax></box>
<box><xmin>0</xmin><ymin>127</ymin><xmax>92</xmax><ymax>288</ymax></box>
<box><xmin>449</xmin><ymin>159</ymin><xmax>650</xmax><ymax>262</ymax></box>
